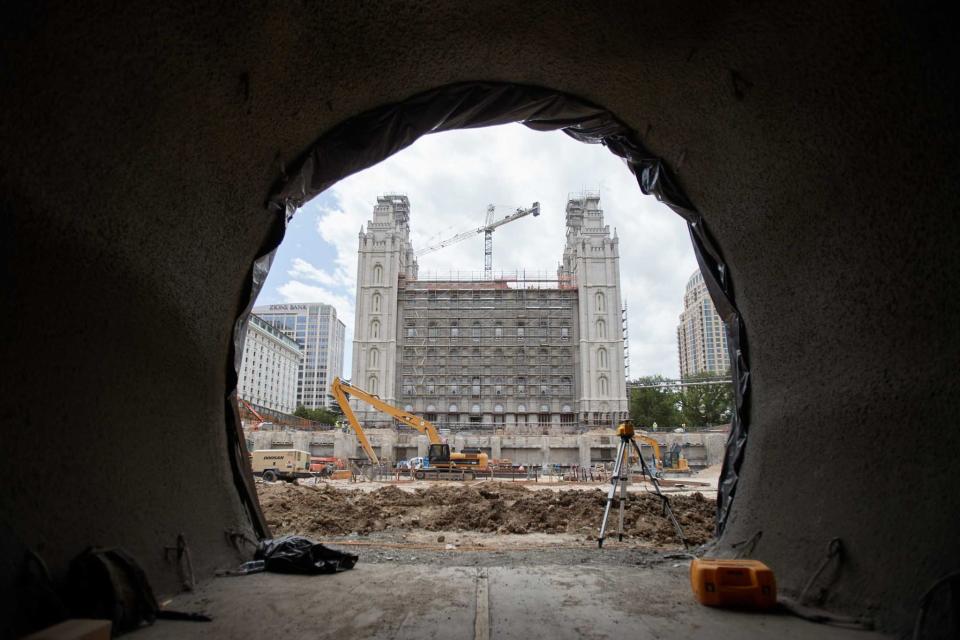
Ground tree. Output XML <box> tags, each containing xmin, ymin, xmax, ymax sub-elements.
<box><xmin>678</xmin><ymin>371</ymin><xmax>733</xmax><ymax>428</ymax></box>
<box><xmin>629</xmin><ymin>375</ymin><xmax>682</xmax><ymax>430</ymax></box>
<box><xmin>293</xmin><ymin>405</ymin><xmax>339</xmax><ymax>425</ymax></box>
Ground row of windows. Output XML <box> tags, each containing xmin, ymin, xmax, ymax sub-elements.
<box><xmin>384</xmin><ymin>346</ymin><xmax>610</xmax><ymax>366</ymax></box>
<box><xmin>372</xmin><ymin>289</ymin><xmax>605</xmax><ymax>310</ymax></box>
<box><xmin>353</xmin><ymin>411</ymin><xmax>623</xmax><ymax>426</ymax></box>
<box><xmin>369</xmin><ymin>318</ymin><xmax>608</xmax><ymax>339</ymax></box>
<box><xmin>403</xmin><ymin>324</ymin><xmax>572</xmax><ymax>340</ymax></box>
<box><xmin>364</xmin><ymin>375</ymin><xmax>612</xmax><ymax>397</ymax></box>
<box><xmin>399</xmin><ymin>405</ymin><xmax>569</xmax><ymax>415</ymax></box>
<box><xmin>400</xmin><ymin>346</ymin><xmax>573</xmax><ymax>360</ymax></box>
<box><xmin>400</xmin><ymin>368</ymin><xmax>567</xmax><ymax>379</ymax></box>
<box><xmin>401</xmin><ymin>384</ymin><xmax>573</xmax><ymax>397</ymax></box>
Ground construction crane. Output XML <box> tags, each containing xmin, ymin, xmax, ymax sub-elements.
<box><xmin>415</xmin><ymin>202</ymin><xmax>540</xmax><ymax>278</ymax></box>
<box><xmin>331</xmin><ymin>377</ymin><xmax>488</xmax><ymax>478</ymax></box>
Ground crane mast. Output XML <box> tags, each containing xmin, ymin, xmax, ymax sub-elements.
<box><xmin>416</xmin><ymin>202</ymin><xmax>540</xmax><ymax>278</ymax></box>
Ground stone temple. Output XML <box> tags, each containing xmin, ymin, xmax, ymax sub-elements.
<box><xmin>350</xmin><ymin>192</ymin><xmax>629</xmax><ymax>433</ymax></box>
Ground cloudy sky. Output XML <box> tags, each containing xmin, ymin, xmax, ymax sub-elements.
<box><xmin>254</xmin><ymin>124</ymin><xmax>698</xmax><ymax>378</ymax></box>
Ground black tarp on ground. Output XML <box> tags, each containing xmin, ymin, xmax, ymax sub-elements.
<box><xmin>256</xmin><ymin>536</ymin><xmax>358</xmax><ymax>574</ymax></box>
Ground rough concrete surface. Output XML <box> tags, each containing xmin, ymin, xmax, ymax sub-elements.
<box><xmin>138</xmin><ymin>558</ymin><xmax>891</xmax><ymax>640</ymax></box>
<box><xmin>3</xmin><ymin>1</ymin><xmax>959</xmax><ymax>636</ymax></box>
<box><xmin>247</xmin><ymin>427</ymin><xmax>729</xmax><ymax>469</ymax></box>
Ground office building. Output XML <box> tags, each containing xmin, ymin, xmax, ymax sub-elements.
<box><xmin>677</xmin><ymin>269</ymin><xmax>730</xmax><ymax>377</ymax></box>
<box><xmin>238</xmin><ymin>314</ymin><xmax>302</xmax><ymax>413</ymax></box>
<box><xmin>252</xmin><ymin>302</ymin><xmax>346</xmax><ymax>409</ymax></box>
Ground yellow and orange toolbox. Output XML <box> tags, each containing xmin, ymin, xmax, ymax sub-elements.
<box><xmin>690</xmin><ymin>558</ymin><xmax>777</xmax><ymax>609</ymax></box>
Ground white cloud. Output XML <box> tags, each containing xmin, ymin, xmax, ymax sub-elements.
<box><xmin>312</xmin><ymin>208</ymin><xmax>362</xmax><ymax>289</ymax></box>
<box><xmin>288</xmin><ymin>257</ymin><xmax>347</xmax><ymax>288</ymax></box>
<box><xmin>277</xmin><ymin>124</ymin><xmax>698</xmax><ymax>377</ymax></box>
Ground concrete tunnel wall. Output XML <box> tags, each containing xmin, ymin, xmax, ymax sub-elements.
<box><xmin>1</xmin><ymin>1</ymin><xmax>958</xmax><ymax>634</ymax></box>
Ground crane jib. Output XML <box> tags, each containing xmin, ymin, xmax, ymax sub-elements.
<box><xmin>414</xmin><ymin>202</ymin><xmax>540</xmax><ymax>260</ymax></box>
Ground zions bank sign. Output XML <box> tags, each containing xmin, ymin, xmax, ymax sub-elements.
<box><xmin>268</xmin><ymin>304</ymin><xmax>309</xmax><ymax>311</ymax></box>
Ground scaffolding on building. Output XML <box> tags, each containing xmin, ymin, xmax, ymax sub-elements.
<box><xmin>567</xmin><ymin>189</ymin><xmax>602</xmax><ymax>204</ymax></box>
<box><xmin>355</xmin><ymin>272</ymin><xmax>601</xmax><ymax>431</ymax></box>
<box><xmin>353</xmin><ymin>191</ymin><xmax>629</xmax><ymax>434</ymax></box>
<box><xmin>406</xmin><ymin>270</ymin><xmax>576</xmax><ymax>290</ymax></box>
<box><xmin>623</xmin><ymin>301</ymin><xmax>631</xmax><ymax>380</ymax></box>
<box><xmin>379</xmin><ymin>192</ymin><xmax>409</xmax><ymax>225</ymax></box>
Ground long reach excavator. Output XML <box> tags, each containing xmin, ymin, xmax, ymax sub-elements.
<box><xmin>331</xmin><ymin>377</ymin><xmax>489</xmax><ymax>479</ymax></box>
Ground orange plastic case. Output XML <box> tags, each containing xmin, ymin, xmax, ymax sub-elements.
<box><xmin>690</xmin><ymin>558</ymin><xmax>777</xmax><ymax>609</ymax></box>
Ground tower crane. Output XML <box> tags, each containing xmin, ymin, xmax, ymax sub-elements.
<box><xmin>415</xmin><ymin>202</ymin><xmax>540</xmax><ymax>278</ymax></box>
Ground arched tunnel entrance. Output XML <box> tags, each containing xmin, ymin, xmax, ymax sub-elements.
<box><xmin>3</xmin><ymin>3</ymin><xmax>959</xmax><ymax>637</ymax></box>
<box><xmin>230</xmin><ymin>82</ymin><xmax>751</xmax><ymax>544</ymax></box>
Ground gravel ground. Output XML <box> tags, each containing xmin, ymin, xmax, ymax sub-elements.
<box><xmin>319</xmin><ymin>535</ymin><xmax>697</xmax><ymax>568</ymax></box>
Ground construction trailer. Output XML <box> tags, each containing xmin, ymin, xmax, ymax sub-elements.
<box><xmin>249</xmin><ymin>449</ymin><xmax>312</xmax><ymax>482</ymax></box>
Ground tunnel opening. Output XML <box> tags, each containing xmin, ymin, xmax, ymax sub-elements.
<box><xmin>192</xmin><ymin>84</ymin><xmax>763</xmax><ymax>638</ymax></box>
<box><xmin>242</xmin><ymin>118</ymin><xmax>730</xmax><ymax>552</ymax></box>
<box><xmin>230</xmin><ymin>84</ymin><xmax>750</xmax><ymax>546</ymax></box>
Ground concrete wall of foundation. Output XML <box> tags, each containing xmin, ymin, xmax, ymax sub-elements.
<box><xmin>245</xmin><ymin>428</ymin><xmax>727</xmax><ymax>469</ymax></box>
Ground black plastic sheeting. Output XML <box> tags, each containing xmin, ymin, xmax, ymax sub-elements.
<box><xmin>256</xmin><ymin>536</ymin><xmax>358</xmax><ymax>574</ymax></box>
<box><xmin>231</xmin><ymin>82</ymin><xmax>750</xmax><ymax>535</ymax></box>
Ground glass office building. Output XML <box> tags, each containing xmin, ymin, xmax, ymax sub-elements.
<box><xmin>252</xmin><ymin>303</ymin><xmax>346</xmax><ymax>409</ymax></box>
<box><xmin>677</xmin><ymin>270</ymin><xmax>730</xmax><ymax>377</ymax></box>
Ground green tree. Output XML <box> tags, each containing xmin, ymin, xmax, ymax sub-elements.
<box><xmin>678</xmin><ymin>371</ymin><xmax>733</xmax><ymax>428</ymax></box>
<box><xmin>293</xmin><ymin>405</ymin><xmax>339</xmax><ymax>425</ymax></box>
<box><xmin>629</xmin><ymin>375</ymin><xmax>682</xmax><ymax>430</ymax></box>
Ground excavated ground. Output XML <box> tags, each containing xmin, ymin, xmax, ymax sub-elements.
<box><xmin>257</xmin><ymin>481</ymin><xmax>715</xmax><ymax>546</ymax></box>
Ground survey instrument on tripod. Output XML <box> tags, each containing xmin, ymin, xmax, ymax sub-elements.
<box><xmin>598</xmin><ymin>420</ymin><xmax>688</xmax><ymax>549</ymax></box>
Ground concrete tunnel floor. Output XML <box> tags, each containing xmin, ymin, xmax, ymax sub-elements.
<box><xmin>139</xmin><ymin>554</ymin><xmax>891</xmax><ymax>640</ymax></box>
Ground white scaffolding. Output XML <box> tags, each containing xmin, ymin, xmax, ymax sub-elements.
<box><xmin>392</xmin><ymin>274</ymin><xmax>580</xmax><ymax>431</ymax></box>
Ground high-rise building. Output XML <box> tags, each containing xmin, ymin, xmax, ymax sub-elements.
<box><xmin>677</xmin><ymin>270</ymin><xmax>730</xmax><ymax>377</ymax></box>
<box><xmin>351</xmin><ymin>192</ymin><xmax>628</xmax><ymax>430</ymax></box>
<box><xmin>238</xmin><ymin>314</ymin><xmax>302</xmax><ymax>413</ymax></box>
<box><xmin>252</xmin><ymin>303</ymin><xmax>346</xmax><ymax>409</ymax></box>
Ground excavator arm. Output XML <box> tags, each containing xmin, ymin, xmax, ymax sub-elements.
<box><xmin>637</xmin><ymin>434</ymin><xmax>662</xmax><ymax>468</ymax></box>
<box><xmin>331</xmin><ymin>380</ymin><xmax>381</xmax><ymax>464</ymax></box>
<box><xmin>332</xmin><ymin>378</ymin><xmax>444</xmax><ymax>465</ymax></box>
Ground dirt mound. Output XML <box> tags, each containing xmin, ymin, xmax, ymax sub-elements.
<box><xmin>257</xmin><ymin>482</ymin><xmax>715</xmax><ymax>546</ymax></box>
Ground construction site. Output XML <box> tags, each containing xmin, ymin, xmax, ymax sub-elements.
<box><xmin>242</xmin><ymin>376</ymin><xmax>724</xmax><ymax>540</ymax></box>
<box><xmin>245</xmin><ymin>423</ymin><xmax>728</xmax><ymax>470</ymax></box>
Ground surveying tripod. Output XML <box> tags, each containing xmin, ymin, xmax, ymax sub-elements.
<box><xmin>598</xmin><ymin>421</ymin><xmax>688</xmax><ymax>549</ymax></box>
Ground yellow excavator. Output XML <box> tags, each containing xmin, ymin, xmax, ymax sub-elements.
<box><xmin>634</xmin><ymin>432</ymin><xmax>691</xmax><ymax>475</ymax></box>
<box><xmin>331</xmin><ymin>377</ymin><xmax>489</xmax><ymax>479</ymax></box>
